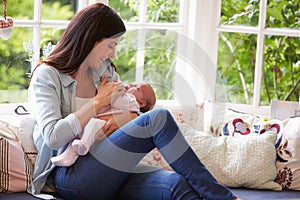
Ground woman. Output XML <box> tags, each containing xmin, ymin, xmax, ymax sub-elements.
<box><xmin>27</xmin><ymin>3</ymin><xmax>240</xmax><ymax>200</ymax></box>
<box><xmin>50</xmin><ymin>82</ymin><xmax>156</xmax><ymax>167</ymax></box>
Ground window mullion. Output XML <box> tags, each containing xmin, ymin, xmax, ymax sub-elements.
<box><xmin>32</xmin><ymin>0</ymin><xmax>42</xmax><ymax>72</ymax></box>
<box><xmin>178</xmin><ymin>0</ymin><xmax>187</xmax><ymax>29</ymax></box>
<box><xmin>218</xmin><ymin>25</ymin><xmax>300</xmax><ymax>37</ymax></box>
<box><xmin>97</xmin><ymin>0</ymin><xmax>108</xmax><ymax>5</ymax></box>
<box><xmin>78</xmin><ymin>0</ymin><xmax>89</xmax><ymax>8</ymax></box>
<box><xmin>136</xmin><ymin>29</ymin><xmax>146</xmax><ymax>82</ymax></box>
<box><xmin>139</xmin><ymin>0</ymin><xmax>147</xmax><ymax>24</ymax></box>
<box><xmin>253</xmin><ymin>0</ymin><xmax>267</xmax><ymax>106</ymax></box>
<box><xmin>135</xmin><ymin>0</ymin><xmax>147</xmax><ymax>82</ymax></box>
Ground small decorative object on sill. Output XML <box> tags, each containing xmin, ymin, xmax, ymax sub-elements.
<box><xmin>23</xmin><ymin>41</ymin><xmax>55</xmax><ymax>75</ymax></box>
<box><xmin>0</xmin><ymin>0</ymin><xmax>14</xmax><ymax>40</ymax></box>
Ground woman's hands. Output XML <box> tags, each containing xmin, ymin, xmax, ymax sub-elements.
<box><xmin>75</xmin><ymin>76</ymin><xmax>127</xmax><ymax>134</ymax></box>
<box><xmin>94</xmin><ymin>76</ymin><xmax>124</xmax><ymax>113</ymax></box>
<box><xmin>92</xmin><ymin>76</ymin><xmax>139</xmax><ymax>141</ymax></box>
<box><xmin>95</xmin><ymin>112</ymin><xmax>138</xmax><ymax>142</ymax></box>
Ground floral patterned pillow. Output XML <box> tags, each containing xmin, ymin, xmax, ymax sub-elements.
<box><xmin>139</xmin><ymin>148</ymin><xmax>172</xmax><ymax>171</ymax></box>
<box><xmin>251</xmin><ymin>117</ymin><xmax>284</xmax><ymax>145</ymax></box>
<box><xmin>154</xmin><ymin>103</ymin><xmax>204</xmax><ymax>131</ymax></box>
<box><xmin>203</xmin><ymin>102</ymin><xmax>257</xmax><ymax>137</ymax></box>
<box><xmin>275</xmin><ymin>117</ymin><xmax>300</xmax><ymax>190</ymax></box>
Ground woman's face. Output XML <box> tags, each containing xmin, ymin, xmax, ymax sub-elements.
<box><xmin>85</xmin><ymin>37</ymin><xmax>121</xmax><ymax>69</ymax></box>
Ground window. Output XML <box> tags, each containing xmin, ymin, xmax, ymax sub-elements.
<box><xmin>109</xmin><ymin>0</ymin><xmax>187</xmax><ymax>102</ymax></box>
<box><xmin>109</xmin><ymin>0</ymin><xmax>216</xmax><ymax>105</ymax></box>
<box><xmin>0</xmin><ymin>0</ymin><xmax>85</xmax><ymax>103</ymax></box>
<box><xmin>1</xmin><ymin>0</ymin><xmax>190</xmax><ymax>104</ymax></box>
<box><xmin>1</xmin><ymin>0</ymin><xmax>298</xmax><ymax>106</ymax></box>
<box><xmin>218</xmin><ymin>0</ymin><xmax>300</xmax><ymax>106</ymax></box>
<box><xmin>111</xmin><ymin>0</ymin><xmax>300</xmax><ymax>106</ymax></box>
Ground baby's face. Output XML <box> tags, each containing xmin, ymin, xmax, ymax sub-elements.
<box><xmin>125</xmin><ymin>83</ymin><xmax>149</xmax><ymax>100</ymax></box>
<box><xmin>125</xmin><ymin>83</ymin><xmax>140</xmax><ymax>94</ymax></box>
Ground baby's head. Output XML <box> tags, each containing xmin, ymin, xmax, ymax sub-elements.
<box><xmin>125</xmin><ymin>82</ymin><xmax>156</xmax><ymax>113</ymax></box>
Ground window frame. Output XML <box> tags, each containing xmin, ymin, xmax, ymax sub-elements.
<box><xmin>122</xmin><ymin>0</ymin><xmax>299</xmax><ymax>106</ymax></box>
<box><xmin>109</xmin><ymin>0</ymin><xmax>215</xmax><ymax>104</ymax></box>
<box><xmin>110</xmin><ymin>0</ymin><xmax>187</xmax><ymax>81</ymax></box>
<box><xmin>7</xmin><ymin>0</ymin><xmax>299</xmax><ymax>106</ymax></box>
<box><xmin>13</xmin><ymin>0</ymin><xmax>102</xmax><ymax>70</ymax></box>
<box><xmin>217</xmin><ymin>0</ymin><xmax>300</xmax><ymax>106</ymax></box>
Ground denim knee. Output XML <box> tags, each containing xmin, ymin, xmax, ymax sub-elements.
<box><xmin>148</xmin><ymin>108</ymin><xmax>178</xmax><ymax>134</ymax></box>
<box><xmin>167</xmin><ymin>172</ymin><xmax>202</xmax><ymax>200</ymax></box>
<box><xmin>150</xmin><ymin>108</ymin><xmax>173</xmax><ymax>120</ymax></box>
<box><xmin>117</xmin><ymin>169</ymin><xmax>201</xmax><ymax>200</ymax></box>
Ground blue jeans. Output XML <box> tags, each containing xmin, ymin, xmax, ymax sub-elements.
<box><xmin>54</xmin><ymin>108</ymin><xmax>237</xmax><ymax>200</ymax></box>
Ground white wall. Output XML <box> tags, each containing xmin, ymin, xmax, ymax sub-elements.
<box><xmin>92</xmin><ymin>0</ymin><xmax>108</xmax><ymax>4</ymax></box>
<box><xmin>174</xmin><ymin>0</ymin><xmax>221</xmax><ymax>105</ymax></box>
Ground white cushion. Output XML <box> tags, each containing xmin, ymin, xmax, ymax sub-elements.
<box><xmin>182</xmin><ymin>124</ymin><xmax>282</xmax><ymax>190</ymax></box>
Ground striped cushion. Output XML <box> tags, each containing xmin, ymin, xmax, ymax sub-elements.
<box><xmin>0</xmin><ymin>121</ymin><xmax>33</xmax><ymax>193</ymax></box>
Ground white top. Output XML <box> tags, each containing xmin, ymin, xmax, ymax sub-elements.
<box><xmin>76</xmin><ymin>97</ymin><xmax>92</xmax><ymax>110</ymax></box>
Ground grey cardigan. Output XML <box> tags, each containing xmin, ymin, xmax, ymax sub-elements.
<box><xmin>27</xmin><ymin>60</ymin><xmax>119</xmax><ymax>198</ymax></box>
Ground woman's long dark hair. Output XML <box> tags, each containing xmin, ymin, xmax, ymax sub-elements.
<box><xmin>36</xmin><ymin>3</ymin><xmax>125</xmax><ymax>76</ymax></box>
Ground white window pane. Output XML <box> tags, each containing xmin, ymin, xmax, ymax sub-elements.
<box><xmin>261</xmin><ymin>35</ymin><xmax>300</xmax><ymax>105</ymax></box>
<box><xmin>109</xmin><ymin>0</ymin><xmax>140</xmax><ymax>22</ymax></box>
<box><xmin>40</xmin><ymin>27</ymin><xmax>65</xmax><ymax>54</ymax></box>
<box><xmin>266</xmin><ymin>0</ymin><xmax>300</xmax><ymax>29</ymax></box>
<box><xmin>0</xmin><ymin>27</ymin><xmax>33</xmax><ymax>103</ymax></box>
<box><xmin>220</xmin><ymin>0</ymin><xmax>259</xmax><ymax>26</ymax></box>
<box><xmin>146</xmin><ymin>0</ymin><xmax>180</xmax><ymax>23</ymax></box>
<box><xmin>114</xmin><ymin>29</ymin><xmax>177</xmax><ymax>100</ymax></box>
<box><xmin>217</xmin><ymin>32</ymin><xmax>257</xmax><ymax>104</ymax></box>
<box><xmin>143</xmin><ymin>29</ymin><xmax>177</xmax><ymax>100</ymax></box>
<box><xmin>42</xmin><ymin>0</ymin><xmax>76</xmax><ymax>20</ymax></box>
<box><xmin>1</xmin><ymin>0</ymin><xmax>35</xmax><ymax>20</ymax></box>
